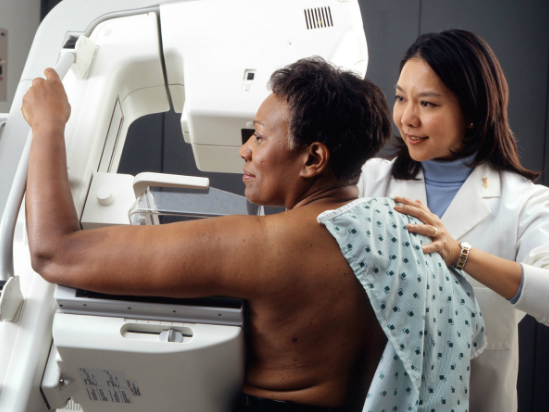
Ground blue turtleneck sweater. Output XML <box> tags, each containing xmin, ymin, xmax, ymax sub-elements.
<box><xmin>421</xmin><ymin>154</ymin><xmax>476</xmax><ymax>219</ymax></box>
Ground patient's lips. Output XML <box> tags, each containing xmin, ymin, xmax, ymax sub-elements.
<box><xmin>243</xmin><ymin>169</ymin><xmax>256</xmax><ymax>182</ymax></box>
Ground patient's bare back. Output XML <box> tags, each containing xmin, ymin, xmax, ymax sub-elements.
<box><xmin>240</xmin><ymin>203</ymin><xmax>387</xmax><ymax>409</ymax></box>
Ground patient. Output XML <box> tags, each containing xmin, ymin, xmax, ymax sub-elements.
<box><xmin>22</xmin><ymin>57</ymin><xmax>484</xmax><ymax>412</ymax></box>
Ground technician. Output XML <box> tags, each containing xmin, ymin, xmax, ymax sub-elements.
<box><xmin>358</xmin><ymin>29</ymin><xmax>549</xmax><ymax>412</ymax></box>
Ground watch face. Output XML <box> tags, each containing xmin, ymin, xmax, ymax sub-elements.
<box><xmin>461</xmin><ymin>242</ymin><xmax>472</xmax><ymax>250</ymax></box>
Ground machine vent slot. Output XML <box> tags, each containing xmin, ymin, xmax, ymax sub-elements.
<box><xmin>304</xmin><ymin>7</ymin><xmax>333</xmax><ymax>30</ymax></box>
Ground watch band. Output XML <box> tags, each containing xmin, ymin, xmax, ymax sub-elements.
<box><xmin>455</xmin><ymin>241</ymin><xmax>472</xmax><ymax>270</ymax></box>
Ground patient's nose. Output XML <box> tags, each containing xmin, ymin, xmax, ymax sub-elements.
<box><xmin>239</xmin><ymin>140</ymin><xmax>252</xmax><ymax>161</ymax></box>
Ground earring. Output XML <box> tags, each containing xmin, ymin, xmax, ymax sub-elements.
<box><xmin>469</xmin><ymin>122</ymin><xmax>474</xmax><ymax>128</ymax></box>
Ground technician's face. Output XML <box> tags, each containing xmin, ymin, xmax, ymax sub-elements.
<box><xmin>393</xmin><ymin>58</ymin><xmax>467</xmax><ymax>162</ymax></box>
<box><xmin>238</xmin><ymin>93</ymin><xmax>304</xmax><ymax>207</ymax></box>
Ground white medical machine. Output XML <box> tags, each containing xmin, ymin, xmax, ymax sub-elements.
<box><xmin>0</xmin><ymin>0</ymin><xmax>368</xmax><ymax>410</ymax></box>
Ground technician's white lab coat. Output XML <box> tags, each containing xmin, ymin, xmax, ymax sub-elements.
<box><xmin>358</xmin><ymin>158</ymin><xmax>549</xmax><ymax>412</ymax></box>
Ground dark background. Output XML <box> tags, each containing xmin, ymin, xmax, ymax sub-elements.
<box><xmin>42</xmin><ymin>1</ymin><xmax>549</xmax><ymax>411</ymax></box>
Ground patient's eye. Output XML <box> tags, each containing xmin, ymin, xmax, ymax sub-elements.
<box><xmin>395</xmin><ymin>95</ymin><xmax>404</xmax><ymax>102</ymax></box>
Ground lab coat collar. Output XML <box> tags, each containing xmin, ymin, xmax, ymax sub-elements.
<box><xmin>389</xmin><ymin>167</ymin><xmax>428</xmax><ymax>204</ymax></box>
<box><xmin>390</xmin><ymin>162</ymin><xmax>501</xmax><ymax>240</ymax></box>
<box><xmin>441</xmin><ymin>162</ymin><xmax>501</xmax><ymax>240</ymax></box>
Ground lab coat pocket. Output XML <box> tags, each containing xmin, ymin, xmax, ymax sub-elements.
<box><xmin>473</xmin><ymin>287</ymin><xmax>516</xmax><ymax>350</ymax></box>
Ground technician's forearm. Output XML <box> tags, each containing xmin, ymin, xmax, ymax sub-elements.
<box><xmin>463</xmin><ymin>248</ymin><xmax>522</xmax><ymax>300</ymax></box>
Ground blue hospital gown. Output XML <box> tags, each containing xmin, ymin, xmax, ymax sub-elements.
<box><xmin>317</xmin><ymin>198</ymin><xmax>486</xmax><ymax>412</ymax></box>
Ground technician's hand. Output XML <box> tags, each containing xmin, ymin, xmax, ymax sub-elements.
<box><xmin>394</xmin><ymin>196</ymin><xmax>462</xmax><ymax>267</ymax></box>
<box><xmin>22</xmin><ymin>68</ymin><xmax>71</xmax><ymax>132</ymax></box>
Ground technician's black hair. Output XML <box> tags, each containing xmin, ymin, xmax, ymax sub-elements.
<box><xmin>392</xmin><ymin>29</ymin><xmax>540</xmax><ymax>181</ymax></box>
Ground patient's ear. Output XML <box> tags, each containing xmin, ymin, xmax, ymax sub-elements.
<box><xmin>300</xmin><ymin>142</ymin><xmax>330</xmax><ymax>178</ymax></box>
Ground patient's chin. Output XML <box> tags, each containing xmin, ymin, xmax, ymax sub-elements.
<box><xmin>244</xmin><ymin>190</ymin><xmax>261</xmax><ymax>206</ymax></box>
<box><xmin>245</xmin><ymin>192</ymin><xmax>279</xmax><ymax>210</ymax></box>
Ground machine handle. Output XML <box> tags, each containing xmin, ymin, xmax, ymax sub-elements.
<box><xmin>0</xmin><ymin>50</ymin><xmax>76</xmax><ymax>281</ymax></box>
<box><xmin>133</xmin><ymin>172</ymin><xmax>210</xmax><ymax>197</ymax></box>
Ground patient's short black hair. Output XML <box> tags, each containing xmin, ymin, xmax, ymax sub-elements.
<box><xmin>269</xmin><ymin>57</ymin><xmax>391</xmax><ymax>185</ymax></box>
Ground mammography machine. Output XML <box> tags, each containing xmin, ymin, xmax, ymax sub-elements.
<box><xmin>0</xmin><ymin>0</ymin><xmax>368</xmax><ymax>410</ymax></box>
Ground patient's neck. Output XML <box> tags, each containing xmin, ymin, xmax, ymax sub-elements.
<box><xmin>290</xmin><ymin>179</ymin><xmax>358</xmax><ymax>210</ymax></box>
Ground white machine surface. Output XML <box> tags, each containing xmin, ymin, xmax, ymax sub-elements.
<box><xmin>0</xmin><ymin>0</ymin><xmax>368</xmax><ymax>411</ymax></box>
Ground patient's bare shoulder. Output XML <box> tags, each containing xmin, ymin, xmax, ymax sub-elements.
<box><xmin>246</xmin><ymin>205</ymin><xmax>355</xmax><ymax>294</ymax></box>
<box><xmin>184</xmin><ymin>203</ymin><xmax>350</xmax><ymax>301</ymax></box>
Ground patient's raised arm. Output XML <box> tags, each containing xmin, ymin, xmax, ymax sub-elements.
<box><xmin>22</xmin><ymin>69</ymin><xmax>272</xmax><ymax>301</ymax></box>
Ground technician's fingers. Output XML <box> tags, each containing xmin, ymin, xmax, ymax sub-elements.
<box><xmin>422</xmin><ymin>234</ymin><xmax>461</xmax><ymax>266</ymax></box>
<box><xmin>415</xmin><ymin>199</ymin><xmax>432</xmax><ymax>213</ymax></box>
<box><xmin>397</xmin><ymin>197</ymin><xmax>431</xmax><ymax>212</ymax></box>
<box><xmin>395</xmin><ymin>197</ymin><xmax>462</xmax><ymax>265</ymax></box>
<box><xmin>422</xmin><ymin>241</ymin><xmax>441</xmax><ymax>254</ymax></box>
<box><xmin>407</xmin><ymin>223</ymin><xmax>439</xmax><ymax>238</ymax></box>
<box><xmin>394</xmin><ymin>202</ymin><xmax>433</xmax><ymax>224</ymax></box>
<box><xmin>395</xmin><ymin>196</ymin><xmax>442</xmax><ymax>225</ymax></box>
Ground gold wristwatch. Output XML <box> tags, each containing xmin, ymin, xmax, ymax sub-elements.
<box><xmin>455</xmin><ymin>241</ymin><xmax>472</xmax><ymax>270</ymax></box>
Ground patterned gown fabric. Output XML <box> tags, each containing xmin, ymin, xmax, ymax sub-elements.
<box><xmin>317</xmin><ymin>198</ymin><xmax>487</xmax><ymax>412</ymax></box>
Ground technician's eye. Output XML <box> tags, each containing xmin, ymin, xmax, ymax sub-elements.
<box><xmin>421</xmin><ymin>101</ymin><xmax>435</xmax><ymax>107</ymax></box>
<box><xmin>395</xmin><ymin>95</ymin><xmax>404</xmax><ymax>102</ymax></box>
